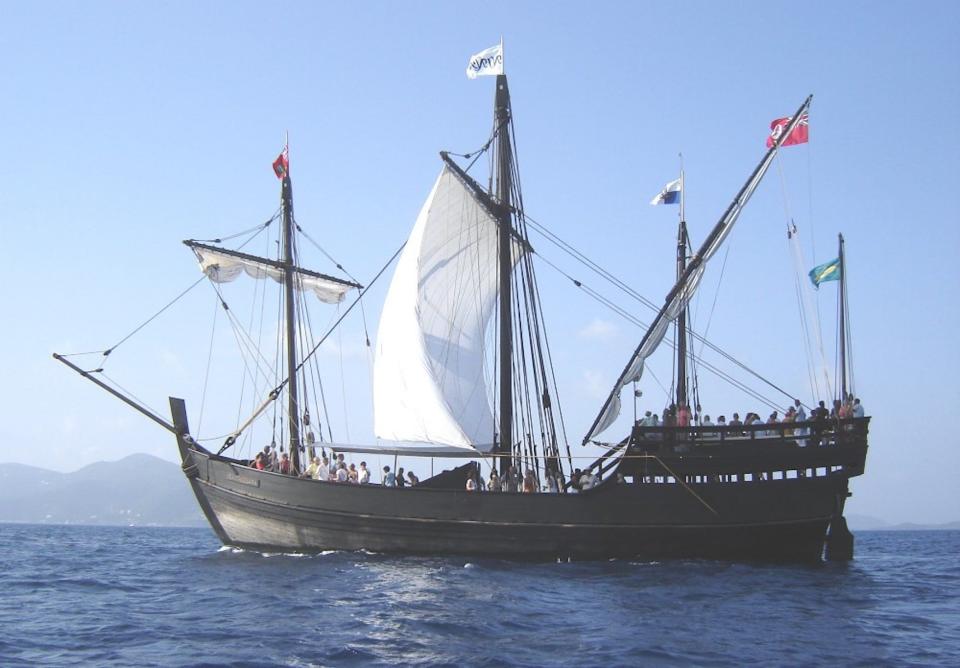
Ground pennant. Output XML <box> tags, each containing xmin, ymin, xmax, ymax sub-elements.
<box><xmin>272</xmin><ymin>151</ymin><xmax>289</xmax><ymax>179</ymax></box>
<box><xmin>767</xmin><ymin>113</ymin><xmax>809</xmax><ymax>148</ymax></box>
<box><xmin>466</xmin><ymin>43</ymin><xmax>504</xmax><ymax>79</ymax></box>
<box><xmin>808</xmin><ymin>257</ymin><xmax>840</xmax><ymax>287</ymax></box>
<box><xmin>650</xmin><ymin>178</ymin><xmax>681</xmax><ymax>206</ymax></box>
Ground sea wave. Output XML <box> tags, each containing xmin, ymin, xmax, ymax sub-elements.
<box><xmin>1</xmin><ymin>526</ymin><xmax>958</xmax><ymax>666</ymax></box>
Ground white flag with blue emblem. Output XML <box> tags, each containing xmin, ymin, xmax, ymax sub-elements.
<box><xmin>650</xmin><ymin>178</ymin><xmax>682</xmax><ymax>206</ymax></box>
<box><xmin>466</xmin><ymin>43</ymin><xmax>504</xmax><ymax>79</ymax></box>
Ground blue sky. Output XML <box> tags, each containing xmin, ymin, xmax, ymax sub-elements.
<box><xmin>2</xmin><ymin>1</ymin><xmax>957</xmax><ymax>524</ymax></box>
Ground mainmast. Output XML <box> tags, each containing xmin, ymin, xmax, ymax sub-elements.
<box><xmin>280</xmin><ymin>161</ymin><xmax>301</xmax><ymax>473</ymax></box>
<box><xmin>494</xmin><ymin>74</ymin><xmax>514</xmax><ymax>475</ymax></box>
<box><xmin>675</xmin><ymin>169</ymin><xmax>688</xmax><ymax>410</ymax></box>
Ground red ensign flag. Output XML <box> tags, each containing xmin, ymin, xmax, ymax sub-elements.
<box><xmin>272</xmin><ymin>151</ymin><xmax>289</xmax><ymax>179</ymax></box>
<box><xmin>766</xmin><ymin>113</ymin><xmax>809</xmax><ymax>148</ymax></box>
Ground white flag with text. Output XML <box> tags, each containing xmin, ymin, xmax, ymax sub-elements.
<box><xmin>466</xmin><ymin>44</ymin><xmax>504</xmax><ymax>79</ymax></box>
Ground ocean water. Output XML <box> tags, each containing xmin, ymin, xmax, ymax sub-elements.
<box><xmin>1</xmin><ymin>525</ymin><xmax>958</xmax><ymax>667</ymax></box>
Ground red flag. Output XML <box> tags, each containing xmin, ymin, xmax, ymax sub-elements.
<box><xmin>272</xmin><ymin>151</ymin><xmax>289</xmax><ymax>179</ymax></box>
<box><xmin>766</xmin><ymin>113</ymin><xmax>809</xmax><ymax>148</ymax></box>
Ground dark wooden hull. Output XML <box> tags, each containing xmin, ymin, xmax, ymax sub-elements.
<box><xmin>178</xmin><ymin>446</ymin><xmax>852</xmax><ymax>562</ymax></box>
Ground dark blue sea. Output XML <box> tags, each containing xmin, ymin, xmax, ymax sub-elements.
<box><xmin>2</xmin><ymin>525</ymin><xmax>958</xmax><ymax>666</ymax></box>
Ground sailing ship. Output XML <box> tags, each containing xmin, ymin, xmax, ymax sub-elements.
<box><xmin>56</xmin><ymin>60</ymin><xmax>868</xmax><ymax>562</ymax></box>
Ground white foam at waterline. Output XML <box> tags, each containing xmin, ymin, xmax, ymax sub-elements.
<box><xmin>217</xmin><ymin>546</ymin><xmax>246</xmax><ymax>554</ymax></box>
<box><xmin>260</xmin><ymin>551</ymin><xmax>309</xmax><ymax>558</ymax></box>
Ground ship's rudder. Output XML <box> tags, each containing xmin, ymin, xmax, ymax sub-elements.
<box><xmin>826</xmin><ymin>515</ymin><xmax>854</xmax><ymax>561</ymax></box>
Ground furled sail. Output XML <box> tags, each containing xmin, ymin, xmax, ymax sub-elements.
<box><xmin>186</xmin><ymin>241</ymin><xmax>357</xmax><ymax>304</ymax></box>
<box><xmin>374</xmin><ymin>165</ymin><xmax>525</xmax><ymax>452</ymax></box>
<box><xmin>584</xmin><ymin>96</ymin><xmax>813</xmax><ymax>444</ymax></box>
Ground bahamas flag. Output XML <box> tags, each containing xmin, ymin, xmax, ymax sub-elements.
<box><xmin>809</xmin><ymin>257</ymin><xmax>841</xmax><ymax>287</ymax></box>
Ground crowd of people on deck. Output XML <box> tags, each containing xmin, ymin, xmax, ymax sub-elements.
<box><xmin>245</xmin><ymin>395</ymin><xmax>866</xmax><ymax>486</ymax></box>
<box><xmin>248</xmin><ymin>449</ymin><xmax>576</xmax><ymax>494</ymax></box>
<box><xmin>249</xmin><ymin>449</ymin><xmax>421</xmax><ymax>487</ymax></box>
<box><xmin>464</xmin><ymin>464</ymin><xmax>563</xmax><ymax>494</ymax></box>
<box><xmin>464</xmin><ymin>465</ymin><xmax>607</xmax><ymax>494</ymax></box>
<box><xmin>635</xmin><ymin>395</ymin><xmax>865</xmax><ymax>437</ymax></box>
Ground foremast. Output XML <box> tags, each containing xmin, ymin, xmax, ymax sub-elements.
<box><xmin>279</xmin><ymin>154</ymin><xmax>302</xmax><ymax>473</ymax></box>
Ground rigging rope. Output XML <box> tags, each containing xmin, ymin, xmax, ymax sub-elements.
<box><xmin>99</xmin><ymin>371</ymin><xmax>167</xmax><ymax>426</ymax></box>
<box><xmin>532</xmin><ymin>251</ymin><xmax>786</xmax><ymax>412</ymax></box>
<box><xmin>844</xmin><ymin>267</ymin><xmax>856</xmax><ymax>396</ymax></box>
<box><xmin>97</xmin><ymin>276</ymin><xmax>206</xmax><ymax>362</ymax></box>
<box><xmin>336</xmin><ymin>311</ymin><xmax>351</xmax><ymax>443</ymax></box>
<box><xmin>196</xmin><ymin>291</ymin><xmax>220</xmax><ymax>438</ymax></box>
<box><xmin>792</xmin><ymin>239</ymin><xmax>820</xmax><ymax>400</ymax></box>
<box><xmin>523</xmin><ymin>215</ymin><xmax>800</xmax><ymax>407</ymax></box>
<box><xmin>208</xmin><ymin>283</ymin><xmax>278</xmax><ymax>384</ymax></box>
<box><xmin>449</xmin><ymin>116</ymin><xmax>507</xmax><ymax>174</ymax></box>
<box><xmin>778</xmin><ymin>150</ymin><xmax>832</xmax><ymax>401</ymax></box>
<box><xmin>789</xmin><ymin>222</ymin><xmax>825</xmax><ymax>400</ymax></box>
<box><xmin>87</xmin><ymin>213</ymin><xmax>280</xmax><ymax>368</ymax></box>
<box><xmin>218</xmin><ymin>241</ymin><xmax>407</xmax><ymax>452</ymax></box>
<box><xmin>295</xmin><ymin>221</ymin><xmax>363</xmax><ymax>285</ymax></box>
<box><xmin>192</xmin><ymin>212</ymin><xmax>279</xmax><ymax>244</ymax></box>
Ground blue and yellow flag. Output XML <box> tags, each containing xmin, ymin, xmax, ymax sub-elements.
<box><xmin>808</xmin><ymin>257</ymin><xmax>841</xmax><ymax>287</ymax></box>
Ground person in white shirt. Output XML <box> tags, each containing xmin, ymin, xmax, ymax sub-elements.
<box><xmin>702</xmin><ymin>415</ymin><xmax>717</xmax><ymax>440</ymax></box>
<box><xmin>545</xmin><ymin>471</ymin><xmax>559</xmax><ymax>493</ymax></box>
<box><xmin>358</xmin><ymin>462</ymin><xmax>371</xmax><ymax>485</ymax></box>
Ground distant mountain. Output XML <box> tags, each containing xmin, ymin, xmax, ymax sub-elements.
<box><xmin>847</xmin><ymin>514</ymin><xmax>960</xmax><ymax>532</ymax></box>
<box><xmin>882</xmin><ymin>521</ymin><xmax>960</xmax><ymax>531</ymax></box>
<box><xmin>846</xmin><ymin>514</ymin><xmax>891</xmax><ymax>531</ymax></box>
<box><xmin>0</xmin><ymin>453</ymin><xmax>205</xmax><ymax>527</ymax></box>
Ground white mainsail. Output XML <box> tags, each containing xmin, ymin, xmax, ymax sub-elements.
<box><xmin>192</xmin><ymin>246</ymin><xmax>353</xmax><ymax>304</ymax></box>
<box><xmin>374</xmin><ymin>165</ymin><xmax>524</xmax><ymax>452</ymax></box>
